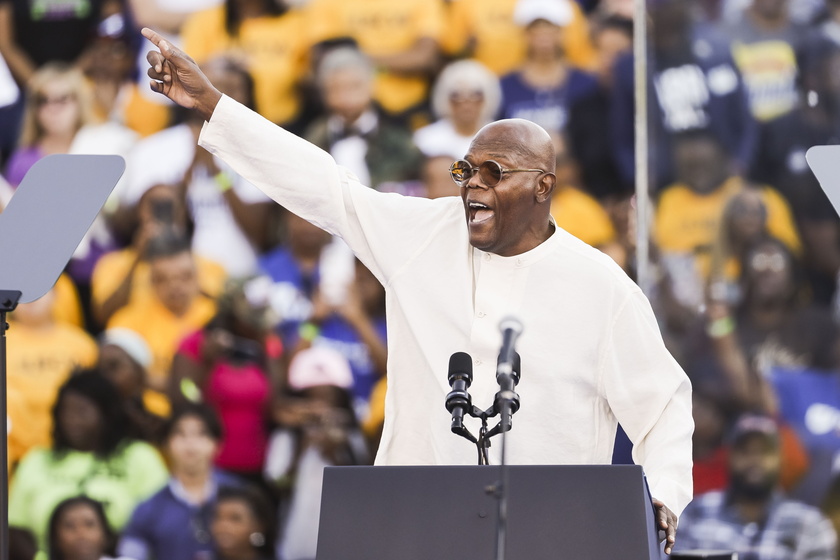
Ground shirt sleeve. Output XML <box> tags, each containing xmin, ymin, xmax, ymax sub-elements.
<box><xmin>117</xmin><ymin>501</ymin><xmax>153</xmax><ymax>560</ymax></box>
<box><xmin>799</xmin><ymin>509</ymin><xmax>838</xmax><ymax>560</ymax></box>
<box><xmin>125</xmin><ymin>443</ymin><xmax>169</xmax><ymax>501</ymax></box>
<box><xmin>598</xmin><ymin>289</ymin><xmax>694</xmax><ymax>518</ymax></box>
<box><xmin>199</xmin><ymin>95</ymin><xmax>457</xmax><ymax>286</ymax></box>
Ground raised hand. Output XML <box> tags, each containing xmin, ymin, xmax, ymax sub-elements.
<box><xmin>141</xmin><ymin>27</ymin><xmax>222</xmax><ymax>121</ymax></box>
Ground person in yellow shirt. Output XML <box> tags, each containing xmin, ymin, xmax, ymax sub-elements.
<box><xmin>108</xmin><ymin>232</ymin><xmax>216</xmax><ymax>390</ymax></box>
<box><xmin>549</xmin><ymin>134</ymin><xmax>616</xmax><ymax>248</ymax></box>
<box><xmin>442</xmin><ymin>0</ymin><xmax>597</xmax><ymax>76</ymax></box>
<box><xmin>655</xmin><ymin>131</ymin><xmax>800</xmax><ymax>315</ymax></box>
<box><xmin>180</xmin><ymin>0</ymin><xmax>310</xmax><ymax>126</ymax></box>
<box><xmin>99</xmin><ymin>328</ymin><xmax>171</xmax><ymax>441</ymax></box>
<box><xmin>306</xmin><ymin>0</ymin><xmax>445</xmax><ymax>119</ymax></box>
<box><xmin>7</xmin><ymin>288</ymin><xmax>98</xmax><ymax>454</ymax></box>
<box><xmin>91</xmin><ymin>184</ymin><xmax>226</xmax><ymax>327</ymax></box>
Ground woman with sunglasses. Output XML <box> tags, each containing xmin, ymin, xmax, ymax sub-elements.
<box><xmin>143</xmin><ymin>29</ymin><xmax>693</xmax><ymax>553</ymax></box>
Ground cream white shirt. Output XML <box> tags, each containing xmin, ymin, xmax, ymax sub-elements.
<box><xmin>200</xmin><ymin>95</ymin><xmax>694</xmax><ymax>516</ymax></box>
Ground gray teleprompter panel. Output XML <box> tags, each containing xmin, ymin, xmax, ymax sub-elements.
<box><xmin>806</xmin><ymin>146</ymin><xmax>840</xmax><ymax>219</ymax></box>
<box><xmin>316</xmin><ymin>464</ymin><xmax>661</xmax><ymax>560</ymax></box>
<box><xmin>0</xmin><ymin>154</ymin><xmax>124</xmax><ymax>302</ymax></box>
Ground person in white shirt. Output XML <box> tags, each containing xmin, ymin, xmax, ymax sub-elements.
<box><xmin>141</xmin><ymin>28</ymin><xmax>693</xmax><ymax>554</ymax></box>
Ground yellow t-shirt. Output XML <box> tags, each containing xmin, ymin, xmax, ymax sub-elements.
<box><xmin>655</xmin><ymin>177</ymin><xmax>801</xmax><ymax>279</ymax></box>
<box><xmin>6</xmin><ymin>323</ymin><xmax>98</xmax><ymax>453</ymax></box>
<box><xmin>551</xmin><ymin>186</ymin><xmax>615</xmax><ymax>247</ymax></box>
<box><xmin>307</xmin><ymin>0</ymin><xmax>445</xmax><ymax>114</ymax></box>
<box><xmin>91</xmin><ymin>248</ymin><xmax>226</xmax><ymax>319</ymax></box>
<box><xmin>107</xmin><ymin>296</ymin><xmax>216</xmax><ymax>382</ymax></box>
<box><xmin>182</xmin><ymin>6</ymin><xmax>310</xmax><ymax>125</ymax></box>
<box><xmin>52</xmin><ymin>273</ymin><xmax>84</xmax><ymax>328</ymax></box>
<box><xmin>442</xmin><ymin>0</ymin><xmax>597</xmax><ymax>76</ymax></box>
<box><xmin>7</xmin><ymin>384</ymin><xmax>35</xmax><ymax>471</ymax></box>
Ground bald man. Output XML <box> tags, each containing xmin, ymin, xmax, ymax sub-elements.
<box><xmin>141</xmin><ymin>28</ymin><xmax>692</xmax><ymax>553</ymax></box>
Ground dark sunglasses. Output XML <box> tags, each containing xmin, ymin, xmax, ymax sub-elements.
<box><xmin>449</xmin><ymin>159</ymin><xmax>546</xmax><ymax>187</ymax></box>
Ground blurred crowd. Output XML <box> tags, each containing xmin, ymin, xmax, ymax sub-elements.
<box><xmin>3</xmin><ymin>0</ymin><xmax>840</xmax><ymax>558</ymax></box>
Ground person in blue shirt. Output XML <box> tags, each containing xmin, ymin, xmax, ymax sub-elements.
<box><xmin>119</xmin><ymin>404</ymin><xmax>239</xmax><ymax>560</ymax></box>
<box><xmin>498</xmin><ymin>0</ymin><xmax>600</xmax><ymax>139</ymax></box>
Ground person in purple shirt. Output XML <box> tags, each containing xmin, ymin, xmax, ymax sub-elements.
<box><xmin>119</xmin><ymin>404</ymin><xmax>240</xmax><ymax>560</ymax></box>
<box><xmin>498</xmin><ymin>0</ymin><xmax>600</xmax><ymax>139</ymax></box>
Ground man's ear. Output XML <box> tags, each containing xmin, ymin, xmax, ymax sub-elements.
<box><xmin>535</xmin><ymin>173</ymin><xmax>556</xmax><ymax>203</ymax></box>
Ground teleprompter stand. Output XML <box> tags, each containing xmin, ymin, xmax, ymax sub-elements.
<box><xmin>315</xmin><ymin>464</ymin><xmax>661</xmax><ymax>560</ymax></box>
<box><xmin>0</xmin><ymin>155</ymin><xmax>124</xmax><ymax>560</ymax></box>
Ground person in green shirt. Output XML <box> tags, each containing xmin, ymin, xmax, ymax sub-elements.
<box><xmin>9</xmin><ymin>370</ymin><xmax>169</xmax><ymax>552</ymax></box>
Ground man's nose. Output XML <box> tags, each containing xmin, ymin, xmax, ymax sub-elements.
<box><xmin>465</xmin><ymin>171</ymin><xmax>489</xmax><ymax>190</ymax></box>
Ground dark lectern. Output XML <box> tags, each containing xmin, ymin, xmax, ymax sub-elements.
<box><xmin>316</xmin><ymin>464</ymin><xmax>661</xmax><ymax>560</ymax></box>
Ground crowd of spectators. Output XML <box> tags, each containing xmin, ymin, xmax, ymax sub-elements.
<box><xmin>3</xmin><ymin>0</ymin><xmax>840</xmax><ymax>557</ymax></box>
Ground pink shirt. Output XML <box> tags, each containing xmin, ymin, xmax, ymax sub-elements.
<box><xmin>179</xmin><ymin>330</ymin><xmax>270</xmax><ymax>472</ymax></box>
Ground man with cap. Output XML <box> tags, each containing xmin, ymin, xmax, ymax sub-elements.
<box><xmin>674</xmin><ymin>414</ymin><xmax>837</xmax><ymax>558</ymax></box>
<box><xmin>139</xmin><ymin>27</ymin><xmax>693</xmax><ymax>553</ymax></box>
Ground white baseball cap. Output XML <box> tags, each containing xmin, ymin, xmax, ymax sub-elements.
<box><xmin>514</xmin><ymin>0</ymin><xmax>574</xmax><ymax>27</ymax></box>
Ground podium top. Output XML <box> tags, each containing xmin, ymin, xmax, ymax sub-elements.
<box><xmin>317</xmin><ymin>464</ymin><xmax>660</xmax><ymax>560</ymax></box>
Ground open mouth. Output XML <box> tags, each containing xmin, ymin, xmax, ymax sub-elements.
<box><xmin>468</xmin><ymin>201</ymin><xmax>494</xmax><ymax>224</ymax></box>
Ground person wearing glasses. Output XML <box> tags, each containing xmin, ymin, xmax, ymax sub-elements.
<box><xmin>140</xmin><ymin>28</ymin><xmax>693</xmax><ymax>554</ymax></box>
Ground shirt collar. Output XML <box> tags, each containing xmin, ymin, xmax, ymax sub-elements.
<box><xmin>475</xmin><ymin>217</ymin><xmax>560</xmax><ymax>269</ymax></box>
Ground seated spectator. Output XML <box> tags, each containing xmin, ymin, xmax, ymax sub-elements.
<box><xmin>266</xmin><ymin>347</ymin><xmax>369</xmax><ymax>560</ymax></box>
<box><xmin>751</xmin><ymin>42</ymin><xmax>840</xmax><ymax>305</ymax></box>
<box><xmin>3</xmin><ymin>62</ymin><xmax>135</xmax><ymax>312</ymax></box>
<box><xmin>413</xmin><ymin>59</ymin><xmax>501</xmax><ymax>162</ymax></box>
<box><xmin>78</xmin><ymin>12</ymin><xmax>137</xmax><ymax>125</ymax></box>
<box><xmin>707</xmin><ymin>188</ymin><xmax>774</xmax><ymax>305</ymax></box>
<box><xmin>306</xmin><ymin>0</ymin><xmax>445</xmax><ymax>121</ymax></box>
<box><xmin>119</xmin><ymin>404</ymin><xmax>239</xmax><ymax>560</ymax></box>
<box><xmin>91</xmin><ymin>185</ymin><xmax>225</xmax><ymax>327</ymax></box>
<box><xmin>171</xmin><ymin>277</ymin><xmax>283</xmax><ymax>482</ymax></box>
<box><xmin>725</xmin><ymin>0</ymin><xmax>804</xmax><ymax>122</ymax></box>
<box><xmin>566</xmin><ymin>15</ymin><xmax>633</xmax><ymax>200</ymax></box>
<box><xmin>0</xmin><ymin>0</ymin><xmax>114</xmax><ymax>86</ymax></box>
<box><xmin>688</xmin><ymin>237</ymin><xmax>839</xmax><ymax>415</ymax></box>
<box><xmin>98</xmin><ymin>328</ymin><xmax>170</xmax><ymax>442</ymax></box>
<box><xmin>441</xmin><ymin>0</ymin><xmax>597</xmax><ymax>76</ymax></box>
<box><xmin>115</xmin><ymin>57</ymin><xmax>272</xmax><ymax>277</ymax></box>
<box><xmin>7</xmin><ymin>287</ymin><xmax>98</xmax><ymax>454</ymax></box>
<box><xmin>4</xmin><ymin>63</ymin><xmax>94</xmax><ymax>187</ymax></box>
<box><xmin>259</xmin><ymin>211</ymin><xmax>337</xmax><ymax>346</ymax></box>
<box><xmin>211</xmin><ymin>486</ymin><xmax>275</xmax><ymax>560</ymax></box>
<box><xmin>306</xmin><ymin>47</ymin><xmax>422</xmax><ymax>191</ymax></box>
<box><xmin>9</xmin><ymin>371</ymin><xmax>168</xmax><ymax>551</ymax></box>
<box><xmin>107</xmin><ymin>231</ymin><xmax>217</xmax><ymax>387</ymax></box>
<box><xmin>674</xmin><ymin>414</ymin><xmax>837</xmax><ymax>558</ymax></box>
<box><xmin>46</xmin><ymin>496</ymin><xmax>123</xmax><ymax>560</ymax></box>
<box><xmin>298</xmin><ymin>258</ymin><xmax>387</xmax><ymax>417</ymax></box>
<box><xmin>612</xmin><ymin>0</ymin><xmax>756</xmax><ymax>189</ymax></box>
<box><xmin>498</xmin><ymin>0</ymin><xmax>600</xmax><ymax>139</ymax></box>
<box><xmin>655</xmin><ymin>131</ymin><xmax>800</xmax><ymax>319</ymax></box>
<box><xmin>181</xmin><ymin>0</ymin><xmax>309</xmax><ymax>126</ymax></box>
<box><xmin>549</xmin><ymin>136</ymin><xmax>617</xmax><ymax>248</ymax></box>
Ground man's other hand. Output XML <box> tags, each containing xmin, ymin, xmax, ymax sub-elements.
<box><xmin>653</xmin><ymin>498</ymin><xmax>678</xmax><ymax>554</ymax></box>
<box><xmin>141</xmin><ymin>27</ymin><xmax>222</xmax><ymax>121</ymax></box>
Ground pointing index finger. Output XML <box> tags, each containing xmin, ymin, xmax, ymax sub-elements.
<box><xmin>141</xmin><ymin>28</ymin><xmax>173</xmax><ymax>57</ymax></box>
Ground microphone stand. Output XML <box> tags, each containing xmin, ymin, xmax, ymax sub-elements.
<box><xmin>494</xmin><ymin>398</ymin><xmax>512</xmax><ymax>560</ymax></box>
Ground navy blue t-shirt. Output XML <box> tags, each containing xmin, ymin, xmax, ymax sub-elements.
<box><xmin>498</xmin><ymin>69</ymin><xmax>600</xmax><ymax>136</ymax></box>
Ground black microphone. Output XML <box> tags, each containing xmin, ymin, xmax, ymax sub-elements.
<box><xmin>493</xmin><ymin>318</ymin><xmax>523</xmax><ymax>435</ymax></box>
<box><xmin>496</xmin><ymin>317</ymin><xmax>523</xmax><ymax>385</ymax></box>
<box><xmin>445</xmin><ymin>352</ymin><xmax>475</xmax><ymax>441</ymax></box>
